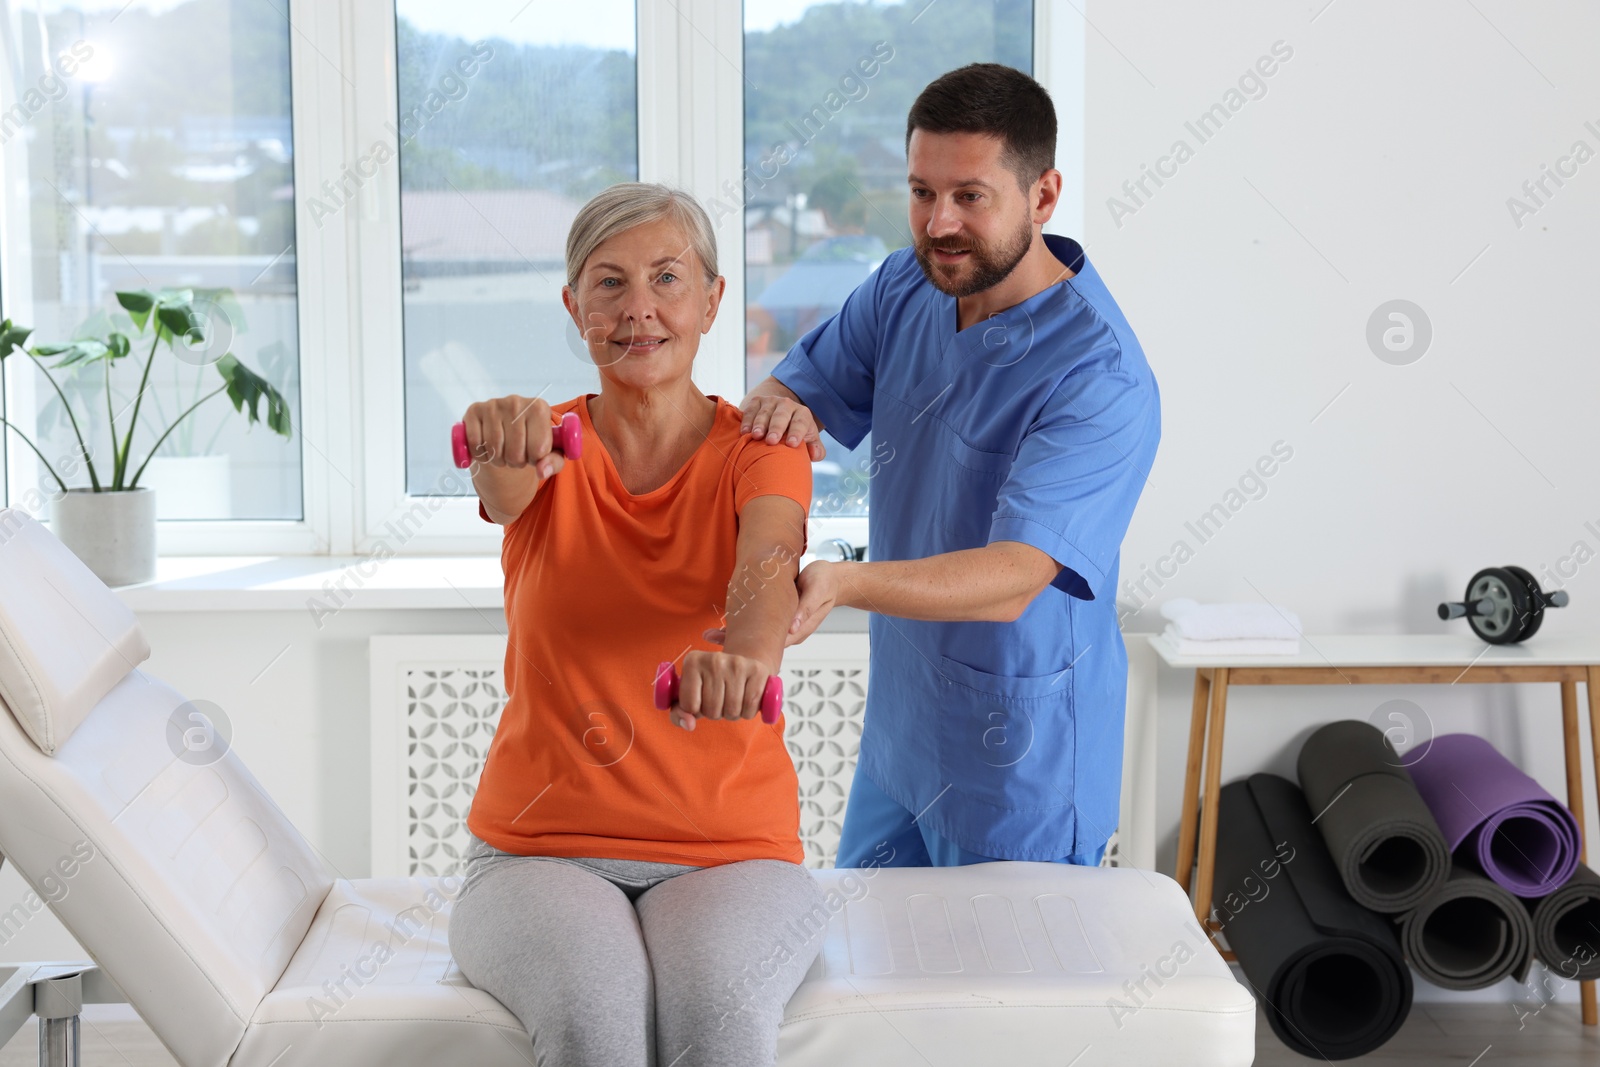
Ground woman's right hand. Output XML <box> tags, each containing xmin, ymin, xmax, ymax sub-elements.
<box><xmin>668</xmin><ymin>649</ymin><xmax>778</xmax><ymax>731</ymax></box>
<box><xmin>462</xmin><ymin>395</ymin><xmax>567</xmax><ymax>481</ymax></box>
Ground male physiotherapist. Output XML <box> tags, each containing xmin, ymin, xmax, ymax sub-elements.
<box><xmin>739</xmin><ymin>64</ymin><xmax>1161</xmax><ymax>868</ymax></box>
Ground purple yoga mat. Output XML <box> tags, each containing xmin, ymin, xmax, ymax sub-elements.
<box><xmin>1402</xmin><ymin>733</ymin><xmax>1580</xmax><ymax>899</ymax></box>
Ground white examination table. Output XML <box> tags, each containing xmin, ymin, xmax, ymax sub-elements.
<box><xmin>0</xmin><ymin>508</ymin><xmax>1254</xmax><ymax>1066</ymax></box>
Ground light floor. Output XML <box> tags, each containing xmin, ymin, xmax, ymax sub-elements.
<box><xmin>1253</xmin><ymin>1000</ymin><xmax>1599</xmax><ymax>1066</ymax></box>
<box><xmin>1</xmin><ymin>1001</ymin><xmax>1596</xmax><ymax>1065</ymax></box>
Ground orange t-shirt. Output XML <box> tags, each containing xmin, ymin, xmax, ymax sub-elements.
<box><xmin>467</xmin><ymin>394</ymin><xmax>812</xmax><ymax>866</ymax></box>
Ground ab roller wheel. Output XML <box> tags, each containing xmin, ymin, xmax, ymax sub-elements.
<box><xmin>1437</xmin><ymin>565</ymin><xmax>1570</xmax><ymax>644</ymax></box>
<box><xmin>452</xmin><ymin>412</ymin><xmax>583</xmax><ymax>469</ymax></box>
<box><xmin>654</xmin><ymin>662</ymin><xmax>783</xmax><ymax>725</ymax></box>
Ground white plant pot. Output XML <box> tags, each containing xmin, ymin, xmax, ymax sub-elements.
<box><xmin>141</xmin><ymin>455</ymin><xmax>233</xmax><ymax>519</ymax></box>
<box><xmin>51</xmin><ymin>487</ymin><xmax>157</xmax><ymax>587</ymax></box>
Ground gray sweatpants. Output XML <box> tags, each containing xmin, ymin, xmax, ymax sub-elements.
<box><xmin>448</xmin><ymin>834</ymin><xmax>827</xmax><ymax>1067</ymax></box>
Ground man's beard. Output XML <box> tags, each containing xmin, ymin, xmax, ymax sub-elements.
<box><xmin>912</xmin><ymin>215</ymin><xmax>1034</xmax><ymax>298</ymax></box>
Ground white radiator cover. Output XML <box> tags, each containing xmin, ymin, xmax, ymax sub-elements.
<box><xmin>371</xmin><ymin>633</ymin><xmax>1153</xmax><ymax>876</ymax></box>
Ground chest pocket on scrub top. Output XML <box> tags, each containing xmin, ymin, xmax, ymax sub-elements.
<box><xmin>939</xmin><ymin>432</ymin><xmax>1013</xmax><ymax>549</ymax></box>
<box><xmin>934</xmin><ymin>653</ymin><xmax>1075</xmax><ymax>814</ymax></box>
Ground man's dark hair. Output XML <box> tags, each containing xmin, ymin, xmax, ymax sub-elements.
<box><xmin>906</xmin><ymin>63</ymin><xmax>1057</xmax><ymax>190</ymax></box>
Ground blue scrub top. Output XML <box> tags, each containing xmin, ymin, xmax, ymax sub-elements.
<box><xmin>772</xmin><ymin>233</ymin><xmax>1161</xmax><ymax>860</ymax></box>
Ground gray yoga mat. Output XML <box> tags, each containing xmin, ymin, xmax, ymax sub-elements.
<box><xmin>1216</xmin><ymin>773</ymin><xmax>1412</xmax><ymax>1060</ymax></box>
<box><xmin>1399</xmin><ymin>861</ymin><xmax>1533</xmax><ymax>990</ymax></box>
<box><xmin>1527</xmin><ymin>863</ymin><xmax>1600</xmax><ymax>981</ymax></box>
<box><xmin>1297</xmin><ymin>720</ymin><xmax>1452</xmax><ymax>914</ymax></box>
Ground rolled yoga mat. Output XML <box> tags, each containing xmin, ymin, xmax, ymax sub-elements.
<box><xmin>1398</xmin><ymin>861</ymin><xmax>1533</xmax><ymax>990</ymax></box>
<box><xmin>1216</xmin><ymin>773</ymin><xmax>1412</xmax><ymax>1060</ymax></box>
<box><xmin>1296</xmin><ymin>720</ymin><xmax>1451</xmax><ymax>914</ymax></box>
<box><xmin>1402</xmin><ymin>733</ymin><xmax>1581</xmax><ymax>898</ymax></box>
<box><xmin>1527</xmin><ymin>863</ymin><xmax>1600</xmax><ymax>981</ymax></box>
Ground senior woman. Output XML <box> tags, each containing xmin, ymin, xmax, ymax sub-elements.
<box><xmin>447</xmin><ymin>183</ymin><xmax>824</xmax><ymax>1067</ymax></box>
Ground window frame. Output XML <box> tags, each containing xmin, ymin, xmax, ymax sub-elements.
<box><xmin>3</xmin><ymin>0</ymin><xmax>1079</xmax><ymax>558</ymax></box>
<box><xmin>0</xmin><ymin>0</ymin><xmax>339</xmax><ymax>553</ymax></box>
<box><xmin>352</xmin><ymin>0</ymin><xmax>1076</xmax><ymax>557</ymax></box>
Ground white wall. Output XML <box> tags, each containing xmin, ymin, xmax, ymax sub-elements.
<box><xmin>1089</xmin><ymin>1</ymin><xmax>1600</xmax><ymax>1004</ymax></box>
<box><xmin>1089</xmin><ymin>0</ymin><xmax>1600</xmax><ymax>853</ymax></box>
<box><xmin>1095</xmin><ymin>2</ymin><xmax>1599</xmax><ymax>642</ymax></box>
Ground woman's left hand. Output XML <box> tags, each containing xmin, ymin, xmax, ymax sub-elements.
<box><xmin>668</xmin><ymin>649</ymin><xmax>778</xmax><ymax>731</ymax></box>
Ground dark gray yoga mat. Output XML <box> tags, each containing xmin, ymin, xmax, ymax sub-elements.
<box><xmin>1528</xmin><ymin>863</ymin><xmax>1600</xmax><ymax>981</ymax></box>
<box><xmin>1399</xmin><ymin>861</ymin><xmax>1533</xmax><ymax>990</ymax></box>
<box><xmin>1296</xmin><ymin>720</ymin><xmax>1452</xmax><ymax>914</ymax></box>
<box><xmin>1216</xmin><ymin>773</ymin><xmax>1412</xmax><ymax>1060</ymax></box>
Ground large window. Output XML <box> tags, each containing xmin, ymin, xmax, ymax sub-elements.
<box><xmin>744</xmin><ymin>0</ymin><xmax>1033</xmax><ymax>518</ymax></box>
<box><xmin>393</xmin><ymin>2</ymin><xmax>638</xmax><ymax>496</ymax></box>
<box><xmin>2</xmin><ymin>1</ymin><xmax>1067</xmax><ymax>554</ymax></box>
<box><xmin>1</xmin><ymin>0</ymin><xmax>302</xmax><ymax>520</ymax></box>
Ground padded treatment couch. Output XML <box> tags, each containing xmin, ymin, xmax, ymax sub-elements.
<box><xmin>0</xmin><ymin>508</ymin><xmax>1255</xmax><ymax>1066</ymax></box>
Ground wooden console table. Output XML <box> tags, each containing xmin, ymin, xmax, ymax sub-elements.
<box><xmin>1150</xmin><ymin>633</ymin><xmax>1600</xmax><ymax>1025</ymax></box>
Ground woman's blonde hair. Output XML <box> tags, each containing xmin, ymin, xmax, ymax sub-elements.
<box><xmin>565</xmin><ymin>182</ymin><xmax>719</xmax><ymax>288</ymax></box>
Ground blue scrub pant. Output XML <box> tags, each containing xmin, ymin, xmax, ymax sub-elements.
<box><xmin>835</xmin><ymin>770</ymin><xmax>1108</xmax><ymax>868</ymax></box>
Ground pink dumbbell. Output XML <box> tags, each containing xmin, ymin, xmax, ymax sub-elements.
<box><xmin>653</xmin><ymin>662</ymin><xmax>783</xmax><ymax>725</ymax></box>
<box><xmin>452</xmin><ymin>412</ymin><xmax>584</xmax><ymax>469</ymax></box>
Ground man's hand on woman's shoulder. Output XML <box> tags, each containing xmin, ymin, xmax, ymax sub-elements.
<box><xmin>738</xmin><ymin>377</ymin><xmax>828</xmax><ymax>462</ymax></box>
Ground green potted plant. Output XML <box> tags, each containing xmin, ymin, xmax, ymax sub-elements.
<box><xmin>0</xmin><ymin>287</ymin><xmax>291</xmax><ymax>586</ymax></box>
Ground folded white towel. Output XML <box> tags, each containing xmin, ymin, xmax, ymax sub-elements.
<box><xmin>1160</xmin><ymin>623</ymin><xmax>1300</xmax><ymax>656</ymax></box>
<box><xmin>1158</xmin><ymin>597</ymin><xmax>1303</xmax><ymax>641</ymax></box>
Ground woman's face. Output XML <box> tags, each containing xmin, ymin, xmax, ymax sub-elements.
<box><xmin>563</xmin><ymin>216</ymin><xmax>725</xmax><ymax>390</ymax></box>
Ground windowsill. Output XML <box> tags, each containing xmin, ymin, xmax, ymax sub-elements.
<box><xmin>112</xmin><ymin>555</ymin><xmax>508</xmax><ymax>612</ymax></box>
<box><xmin>113</xmin><ymin>555</ymin><xmax>873</xmax><ymax>631</ymax></box>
